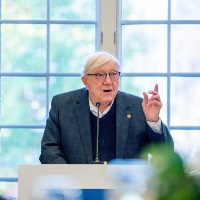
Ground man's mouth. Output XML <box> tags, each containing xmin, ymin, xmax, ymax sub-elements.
<box><xmin>103</xmin><ymin>90</ymin><xmax>112</xmax><ymax>92</ymax></box>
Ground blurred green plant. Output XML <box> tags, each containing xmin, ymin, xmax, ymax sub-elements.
<box><xmin>141</xmin><ymin>144</ymin><xmax>200</xmax><ymax>200</ymax></box>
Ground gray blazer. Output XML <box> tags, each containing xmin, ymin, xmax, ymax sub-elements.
<box><xmin>39</xmin><ymin>88</ymin><xmax>173</xmax><ymax>164</ymax></box>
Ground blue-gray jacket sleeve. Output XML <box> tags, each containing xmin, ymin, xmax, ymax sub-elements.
<box><xmin>146</xmin><ymin>121</ymin><xmax>174</xmax><ymax>148</ymax></box>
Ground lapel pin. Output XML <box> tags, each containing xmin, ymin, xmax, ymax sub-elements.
<box><xmin>127</xmin><ymin>114</ymin><xmax>131</xmax><ymax>119</ymax></box>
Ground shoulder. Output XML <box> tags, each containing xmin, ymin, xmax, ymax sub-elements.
<box><xmin>52</xmin><ymin>88</ymin><xmax>88</xmax><ymax>105</ymax></box>
<box><xmin>117</xmin><ymin>90</ymin><xmax>143</xmax><ymax>105</ymax></box>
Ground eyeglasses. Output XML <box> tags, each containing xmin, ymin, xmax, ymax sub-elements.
<box><xmin>86</xmin><ymin>71</ymin><xmax>121</xmax><ymax>81</ymax></box>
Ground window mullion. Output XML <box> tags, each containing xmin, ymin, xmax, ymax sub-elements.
<box><xmin>98</xmin><ymin>0</ymin><xmax>117</xmax><ymax>56</ymax></box>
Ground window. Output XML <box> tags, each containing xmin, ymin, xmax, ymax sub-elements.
<box><xmin>1</xmin><ymin>0</ymin><xmax>200</xmax><ymax>196</ymax></box>
<box><xmin>0</xmin><ymin>0</ymin><xmax>97</xmax><ymax>195</ymax></box>
<box><xmin>119</xmin><ymin>0</ymin><xmax>200</xmax><ymax>169</ymax></box>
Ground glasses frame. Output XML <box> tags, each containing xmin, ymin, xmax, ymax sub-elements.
<box><xmin>86</xmin><ymin>71</ymin><xmax>121</xmax><ymax>82</ymax></box>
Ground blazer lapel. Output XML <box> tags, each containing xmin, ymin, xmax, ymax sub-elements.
<box><xmin>73</xmin><ymin>89</ymin><xmax>93</xmax><ymax>163</ymax></box>
<box><xmin>116</xmin><ymin>93</ymin><xmax>132</xmax><ymax>158</ymax></box>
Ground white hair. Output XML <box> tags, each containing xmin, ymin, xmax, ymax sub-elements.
<box><xmin>81</xmin><ymin>51</ymin><xmax>120</xmax><ymax>77</ymax></box>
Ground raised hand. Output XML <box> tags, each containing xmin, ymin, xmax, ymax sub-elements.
<box><xmin>142</xmin><ymin>84</ymin><xmax>162</xmax><ymax>122</ymax></box>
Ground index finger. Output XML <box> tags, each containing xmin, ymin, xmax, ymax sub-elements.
<box><xmin>154</xmin><ymin>84</ymin><xmax>159</xmax><ymax>93</ymax></box>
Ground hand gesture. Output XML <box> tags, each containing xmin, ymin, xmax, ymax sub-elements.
<box><xmin>142</xmin><ymin>84</ymin><xmax>162</xmax><ymax>122</ymax></box>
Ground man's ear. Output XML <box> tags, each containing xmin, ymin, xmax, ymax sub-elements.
<box><xmin>81</xmin><ymin>76</ymin><xmax>88</xmax><ymax>88</ymax></box>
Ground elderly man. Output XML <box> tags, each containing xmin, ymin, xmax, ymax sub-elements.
<box><xmin>39</xmin><ymin>51</ymin><xmax>173</xmax><ymax>164</ymax></box>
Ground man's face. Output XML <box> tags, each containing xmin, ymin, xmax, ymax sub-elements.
<box><xmin>82</xmin><ymin>61</ymin><xmax>120</xmax><ymax>107</ymax></box>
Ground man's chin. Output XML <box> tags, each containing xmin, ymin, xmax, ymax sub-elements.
<box><xmin>101</xmin><ymin>97</ymin><xmax>114</xmax><ymax>106</ymax></box>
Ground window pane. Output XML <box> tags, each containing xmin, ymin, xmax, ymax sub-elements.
<box><xmin>1</xmin><ymin>77</ymin><xmax>46</xmax><ymax>125</ymax></box>
<box><xmin>2</xmin><ymin>24</ymin><xmax>46</xmax><ymax>73</ymax></box>
<box><xmin>171</xmin><ymin>25</ymin><xmax>200</xmax><ymax>72</ymax></box>
<box><xmin>122</xmin><ymin>0</ymin><xmax>168</xmax><ymax>20</ymax></box>
<box><xmin>171</xmin><ymin>130</ymin><xmax>200</xmax><ymax>172</ymax></box>
<box><xmin>122</xmin><ymin>25</ymin><xmax>167</xmax><ymax>72</ymax></box>
<box><xmin>50</xmin><ymin>25</ymin><xmax>95</xmax><ymax>73</ymax></box>
<box><xmin>2</xmin><ymin>0</ymin><xmax>46</xmax><ymax>20</ymax></box>
<box><xmin>171</xmin><ymin>0</ymin><xmax>200</xmax><ymax>20</ymax></box>
<box><xmin>171</xmin><ymin>77</ymin><xmax>200</xmax><ymax>126</ymax></box>
<box><xmin>121</xmin><ymin>77</ymin><xmax>167</xmax><ymax>123</ymax></box>
<box><xmin>0</xmin><ymin>182</ymin><xmax>18</xmax><ymax>199</ymax></box>
<box><xmin>0</xmin><ymin>129</ymin><xmax>42</xmax><ymax>177</ymax></box>
<box><xmin>49</xmin><ymin>77</ymin><xmax>84</xmax><ymax>100</ymax></box>
<box><xmin>50</xmin><ymin>0</ymin><xmax>96</xmax><ymax>20</ymax></box>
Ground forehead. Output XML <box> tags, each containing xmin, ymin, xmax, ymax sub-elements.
<box><xmin>93</xmin><ymin>61</ymin><xmax>118</xmax><ymax>72</ymax></box>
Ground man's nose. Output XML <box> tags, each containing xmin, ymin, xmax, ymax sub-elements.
<box><xmin>103</xmin><ymin>74</ymin><xmax>112</xmax><ymax>83</ymax></box>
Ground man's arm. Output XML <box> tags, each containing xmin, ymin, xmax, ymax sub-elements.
<box><xmin>146</xmin><ymin>121</ymin><xmax>174</xmax><ymax>150</ymax></box>
<box><xmin>39</xmin><ymin>96</ymin><xmax>67</xmax><ymax>164</ymax></box>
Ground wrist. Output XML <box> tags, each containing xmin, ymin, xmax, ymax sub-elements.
<box><xmin>146</xmin><ymin>117</ymin><xmax>159</xmax><ymax>122</ymax></box>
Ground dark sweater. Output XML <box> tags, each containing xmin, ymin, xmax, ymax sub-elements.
<box><xmin>90</xmin><ymin>101</ymin><xmax>116</xmax><ymax>162</ymax></box>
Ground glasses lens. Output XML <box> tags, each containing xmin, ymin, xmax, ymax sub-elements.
<box><xmin>96</xmin><ymin>73</ymin><xmax>105</xmax><ymax>80</ymax></box>
<box><xmin>109</xmin><ymin>72</ymin><xmax>119</xmax><ymax>80</ymax></box>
